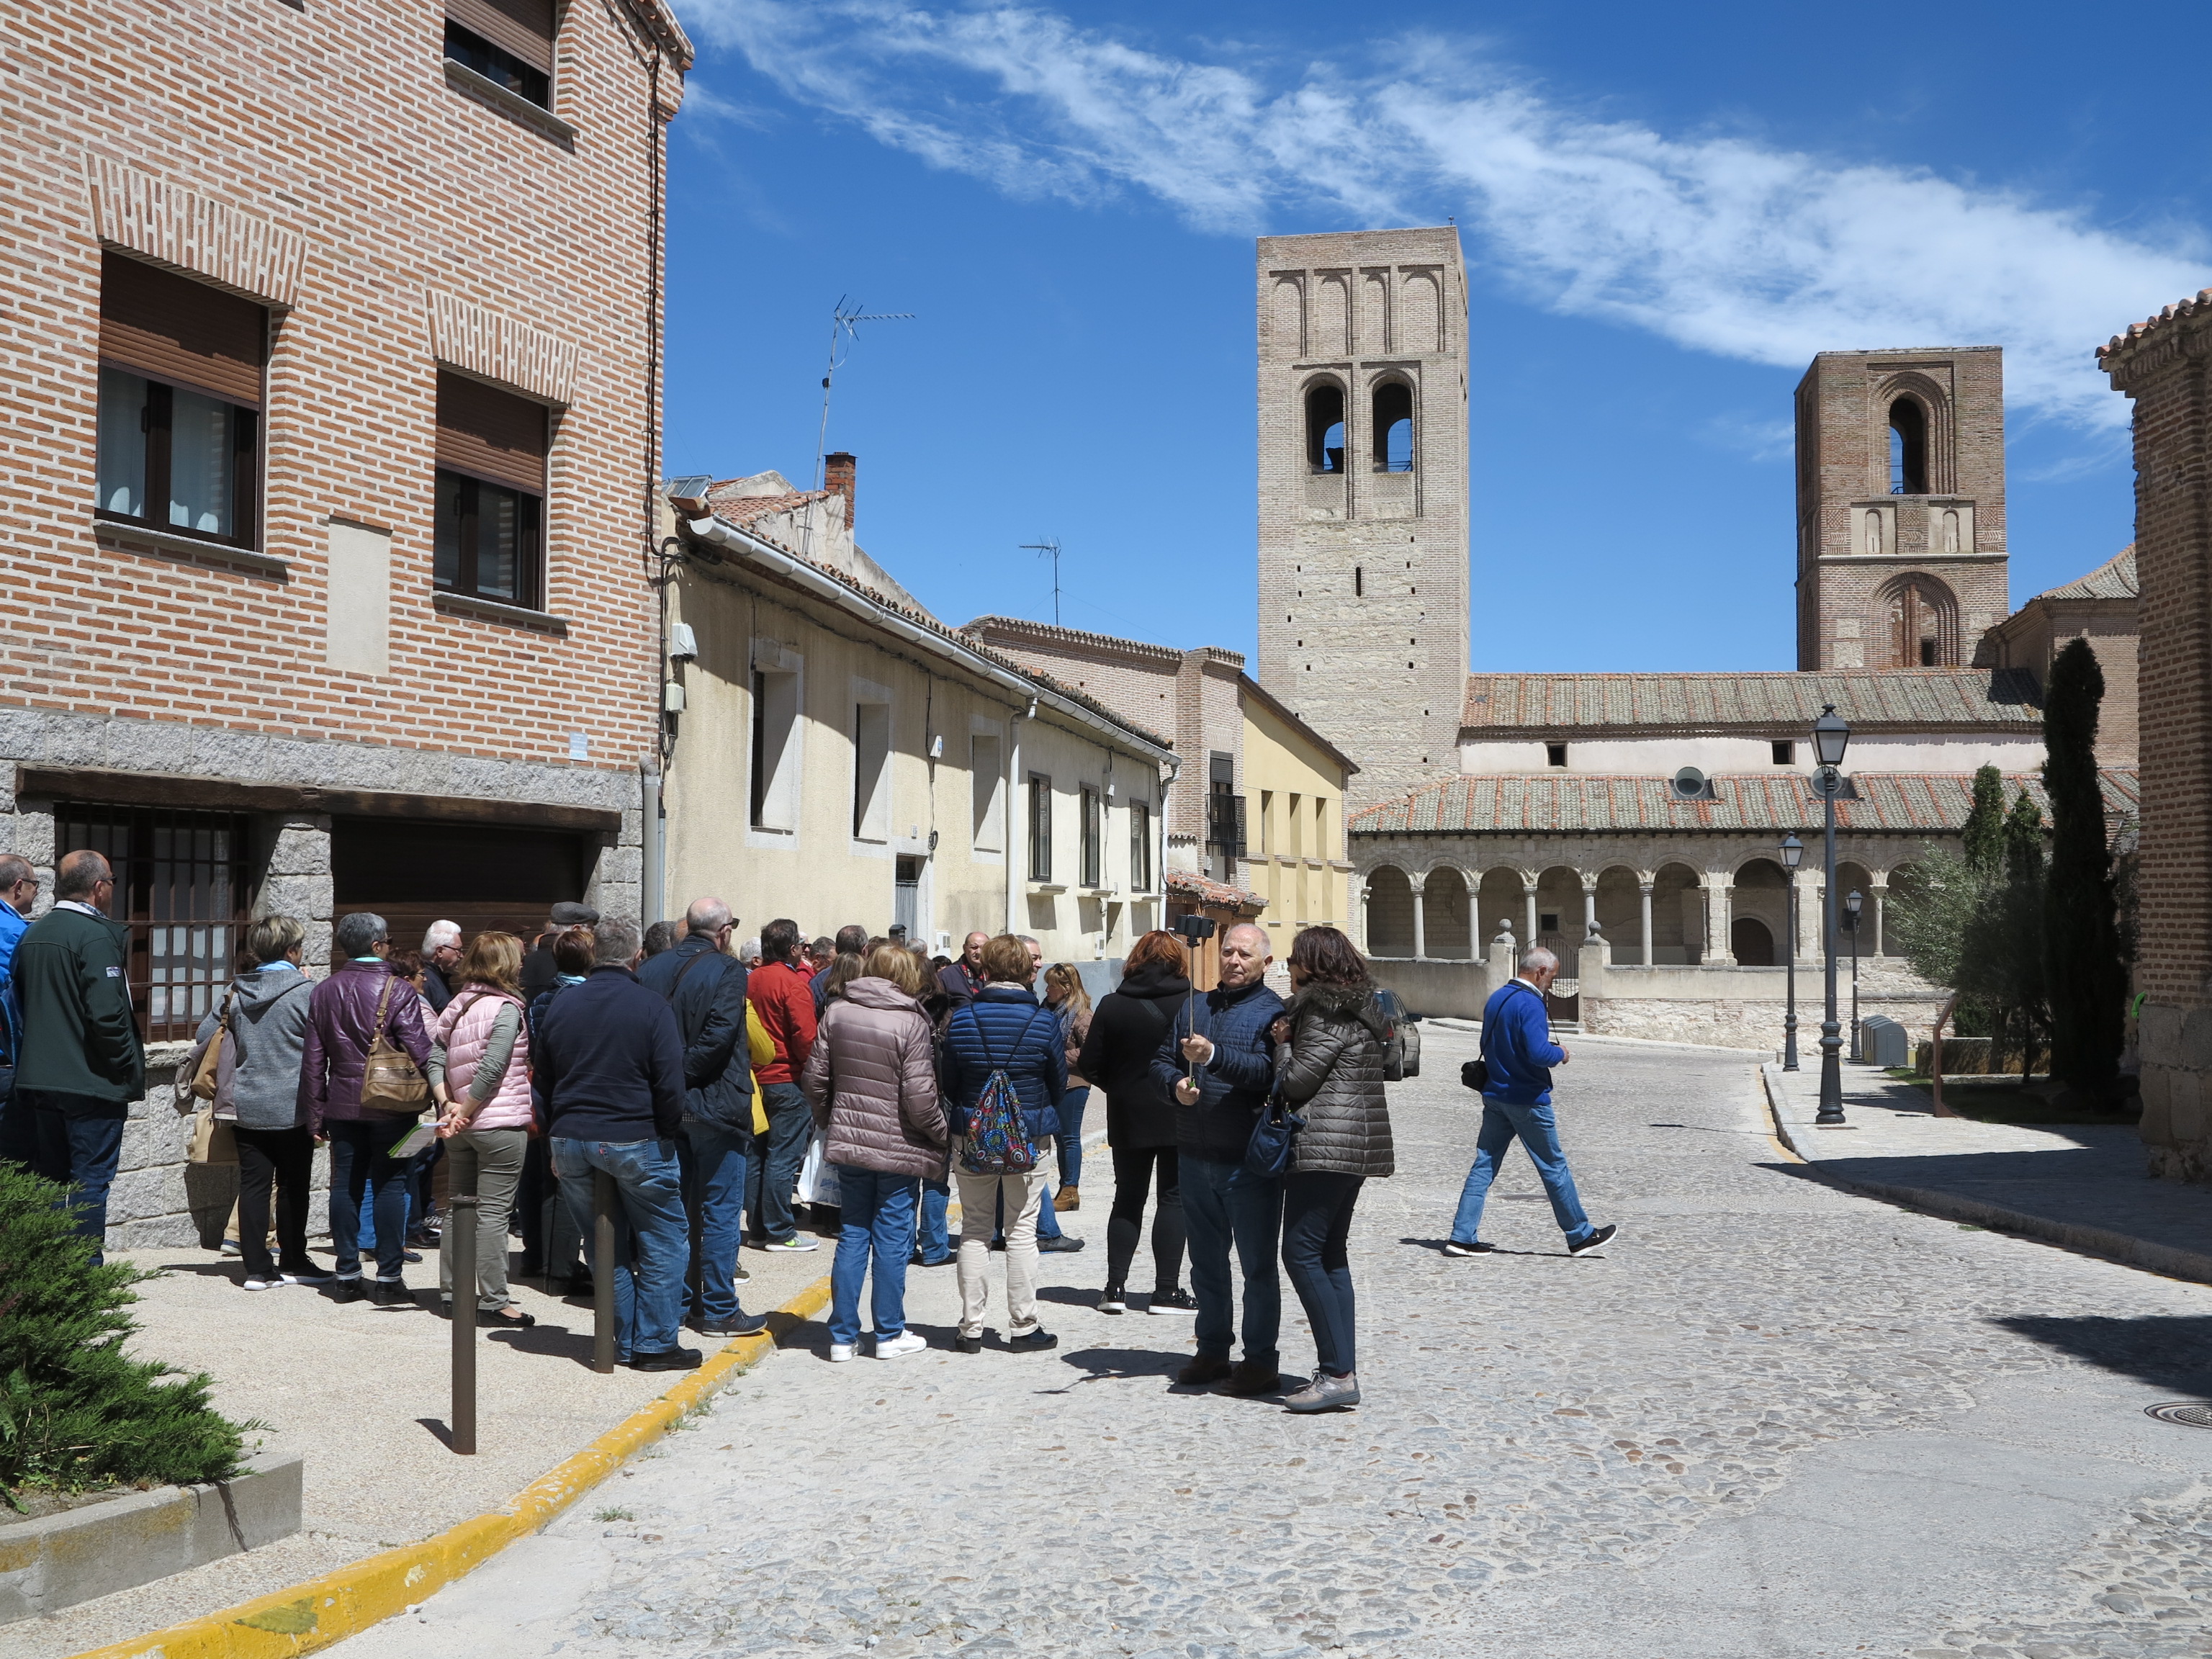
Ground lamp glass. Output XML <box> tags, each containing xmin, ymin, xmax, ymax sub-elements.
<box><xmin>1845</xmin><ymin>888</ymin><xmax>1863</xmax><ymax>918</ymax></box>
<box><xmin>1812</xmin><ymin>703</ymin><xmax>1851</xmax><ymax>768</ymax></box>
<box><xmin>1780</xmin><ymin>834</ymin><xmax>1803</xmax><ymax>870</ymax></box>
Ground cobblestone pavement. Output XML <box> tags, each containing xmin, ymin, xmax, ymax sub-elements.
<box><xmin>333</xmin><ymin>1032</ymin><xmax>2212</xmax><ymax>1659</ymax></box>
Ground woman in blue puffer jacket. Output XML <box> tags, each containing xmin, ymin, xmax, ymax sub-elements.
<box><xmin>939</xmin><ymin>933</ymin><xmax>1067</xmax><ymax>1354</ymax></box>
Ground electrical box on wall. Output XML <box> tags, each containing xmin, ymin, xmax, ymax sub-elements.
<box><xmin>667</xmin><ymin>623</ymin><xmax>698</xmax><ymax>662</ymax></box>
<box><xmin>662</xmin><ymin>682</ymin><xmax>687</xmax><ymax>713</ymax></box>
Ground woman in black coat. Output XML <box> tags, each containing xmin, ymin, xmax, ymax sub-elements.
<box><xmin>1076</xmin><ymin>930</ymin><xmax>1194</xmax><ymax>1315</ymax></box>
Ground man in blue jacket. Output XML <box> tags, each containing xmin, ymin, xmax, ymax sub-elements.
<box><xmin>1447</xmin><ymin>948</ymin><xmax>1617</xmax><ymax>1258</ymax></box>
<box><xmin>1153</xmin><ymin>922</ymin><xmax>1286</xmax><ymax>1395</ymax></box>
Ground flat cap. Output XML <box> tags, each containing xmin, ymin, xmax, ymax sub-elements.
<box><xmin>549</xmin><ymin>901</ymin><xmax>601</xmax><ymax>925</ymax></box>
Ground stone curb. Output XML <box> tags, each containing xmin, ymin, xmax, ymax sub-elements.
<box><xmin>66</xmin><ymin>1275</ymin><xmax>834</xmax><ymax>1659</ymax></box>
<box><xmin>1758</xmin><ymin>1064</ymin><xmax>2212</xmax><ymax>1288</ymax></box>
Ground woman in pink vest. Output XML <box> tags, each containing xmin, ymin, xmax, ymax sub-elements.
<box><xmin>431</xmin><ymin>930</ymin><xmax>537</xmax><ymax>1327</ymax></box>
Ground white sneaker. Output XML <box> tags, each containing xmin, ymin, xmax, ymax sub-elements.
<box><xmin>829</xmin><ymin>1342</ymin><xmax>857</xmax><ymax>1362</ymax></box>
<box><xmin>763</xmin><ymin>1236</ymin><xmax>820</xmax><ymax>1253</ymax></box>
<box><xmin>874</xmin><ymin>1331</ymin><xmax>928</xmax><ymax>1360</ymax></box>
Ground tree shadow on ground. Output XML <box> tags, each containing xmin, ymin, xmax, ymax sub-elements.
<box><xmin>1990</xmin><ymin>1314</ymin><xmax>2212</xmax><ymax>1395</ymax></box>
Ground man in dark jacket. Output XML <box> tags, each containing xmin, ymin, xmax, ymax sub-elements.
<box><xmin>811</xmin><ymin>923</ymin><xmax>868</xmax><ymax>1012</ymax></box>
<box><xmin>1446</xmin><ymin>948</ymin><xmax>1616</xmax><ymax>1259</ymax></box>
<box><xmin>1153</xmin><ymin>922</ymin><xmax>1285</xmax><ymax>1394</ymax></box>
<box><xmin>935</xmin><ymin>931</ymin><xmax>989</xmax><ymax>1008</ymax></box>
<box><xmin>538</xmin><ymin>916</ymin><xmax>696</xmax><ymax>1371</ymax></box>
<box><xmin>521</xmin><ymin>901</ymin><xmax>598</xmax><ymax>999</ymax></box>
<box><xmin>419</xmin><ymin>920</ymin><xmax>462</xmax><ymax>1013</ymax></box>
<box><xmin>637</xmin><ymin>897</ymin><xmax>765</xmax><ymax>1339</ymax></box>
<box><xmin>5</xmin><ymin>850</ymin><xmax>143</xmax><ymax>1262</ymax></box>
<box><xmin>305</xmin><ymin>911</ymin><xmax>433</xmax><ymax>1303</ymax></box>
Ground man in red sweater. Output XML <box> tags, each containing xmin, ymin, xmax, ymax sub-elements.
<box><xmin>746</xmin><ymin>917</ymin><xmax>820</xmax><ymax>1251</ymax></box>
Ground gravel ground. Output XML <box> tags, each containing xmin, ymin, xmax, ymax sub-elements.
<box><xmin>317</xmin><ymin>1028</ymin><xmax>2212</xmax><ymax>1659</ymax></box>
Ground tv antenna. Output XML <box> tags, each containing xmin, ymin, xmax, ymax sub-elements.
<box><xmin>813</xmin><ymin>296</ymin><xmax>914</xmax><ymax>490</ymax></box>
<box><xmin>1021</xmin><ymin>537</ymin><xmax>1064</xmax><ymax>625</ymax></box>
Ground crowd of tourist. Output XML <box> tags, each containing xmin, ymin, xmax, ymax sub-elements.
<box><xmin>0</xmin><ymin>843</ymin><xmax>1497</xmax><ymax>1411</ymax></box>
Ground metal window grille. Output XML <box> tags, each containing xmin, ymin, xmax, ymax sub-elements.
<box><xmin>1080</xmin><ymin>786</ymin><xmax>1103</xmax><ymax>888</ymax></box>
<box><xmin>57</xmin><ymin>804</ymin><xmax>254</xmax><ymax>1041</ymax></box>
<box><xmin>1028</xmin><ymin>775</ymin><xmax>1052</xmax><ymax>883</ymax></box>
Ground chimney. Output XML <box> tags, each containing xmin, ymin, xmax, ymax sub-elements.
<box><xmin>823</xmin><ymin>451</ymin><xmax>856</xmax><ymax>531</ymax></box>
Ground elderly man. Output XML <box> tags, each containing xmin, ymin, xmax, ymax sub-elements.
<box><xmin>936</xmin><ymin>931</ymin><xmax>989</xmax><ymax>1009</ymax></box>
<box><xmin>6</xmin><ymin>850</ymin><xmax>143</xmax><ymax>1262</ymax></box>
<box><xmin>637</xmin><ymin>897</ymin><xmax>767</xmax><ymax>1339</ymax></box>
<box><xmin>1154</xmin><ymin>921</ymin><xmax>1285</xmax><ymax>1395</ymax></box>
<box><xmin>523</xmin><ymin>901</ymin><xmax>600</xmax><ymax>998</ymax></box>
<box><xmin>420</xmin><ymin>920</ymin><xmax>463</xmax><ymax>1012</ymax></box>
<box><xmin>1445</xmin><ymin>948</ymin><xmax>1617</xmax><ymax>1259</ymax></box>
<box><xmin>811</xmin><ymin>923</ymin><xmax>869</xmax><ymax>1012</ymax></box>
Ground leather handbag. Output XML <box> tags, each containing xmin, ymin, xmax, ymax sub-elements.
<box><xmin>188</xmin><ymin>1107</ymin><xmax>238</xmax><ymax>1166</ymax></box>
<box><xmin>359</xmin><ymin>972</ymin><xmax>430</xmax><ymax>1113</ymax></box>
<box><xmin>1244</xmin><ymin>1088</ymin><xmax>1305</xmax><ymax>1177</ymax></box>
<box><xmin>186</xmin><ymin>986</ymin><xmax>239</xmax><ymax>1106</ymax></box>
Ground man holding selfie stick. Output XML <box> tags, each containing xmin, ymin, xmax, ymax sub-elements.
<box><xmin>1153</xmin><ymin>918</ymin><xmax>1286</xmax><ymax>1397</ymax></box>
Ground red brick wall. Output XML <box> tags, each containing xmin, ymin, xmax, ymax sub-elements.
<box><xmin>0</xmin><ymin>0</ymin><xmax>675</xmax><ymax>775</ymax></box>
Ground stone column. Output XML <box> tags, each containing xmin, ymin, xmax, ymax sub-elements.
<box><xmin>1412</xmin><ymin>876</ymin><xmax>1427</xmax><ymax>961</ymax></box>
<box><xmin>1705</xmin><ymin>873</ymin><xmax>1736</xmax><ymax>967</ymax></box>
<box><xmin>1871</xmin><ymin>878</ymin><xmax>1888</xmax><ymax>958</ymax></box>
<box><xmin>1523</xmin><ymin>878</ymin><xmax>1538</xmax><ymax>951</ymax></box>
<box><xmin>1639</xmin><ymin>880</ymin><xmax>1653</xmax><ymax>966</ymax></box>
<box><xmin>1581</xmin><ymin>878</ymin><xmax>1599</xmax><ymax>939</ymax></box>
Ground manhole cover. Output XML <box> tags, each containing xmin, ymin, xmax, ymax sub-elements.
<box><xmin>2145</xmin><ymin>1402</ymin><xmax>2212</xmax><ymax>1429</ymax></box>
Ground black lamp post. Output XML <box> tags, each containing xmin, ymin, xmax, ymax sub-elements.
<box><xmin>1845</xmin><ymin>889</ymin><xmax>1863</xmax><ymax>1062</ymax></box>
<box><xmin>1812</xmin><ymin>703</ymin><xmax>1851</xmax><ymax>1125</ymax></box>
<box><xmin>1780</xmin><ymin>833</ymin><xmax>1803</xmax><ymax>1071</ymax></box>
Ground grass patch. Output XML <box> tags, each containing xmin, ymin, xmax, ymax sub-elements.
<box><xmin>593</xmin><ymin>1506</ymin><xmax>634</xmax><ymax>1522</ymax></box>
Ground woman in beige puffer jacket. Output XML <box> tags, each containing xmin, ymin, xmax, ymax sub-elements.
<box><xmin>801</xmin><ymin>943</ymin><xmax>949</xmax><ymax>1360</ymax></box>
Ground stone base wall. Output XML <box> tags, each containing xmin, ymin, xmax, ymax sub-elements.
<box><xmin>2135</xmin><ymin>1003</ymin><xmax>2211</xmax><ymax>1184</ymax></box>
<box><xmin>1584</xmin><ymin>992</ymin><xmax>1947</xmax><ymax>1053</ymax></box>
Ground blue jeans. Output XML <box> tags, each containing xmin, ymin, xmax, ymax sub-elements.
<box><xmin>6</xmin><ymin>1090</ymin><xmax>127</xmax><ymax>1265</ymax></box>
<box><xmin>828</xmin><ymin>1166</ymin><xmax>918</xmax><ymax>1345</ymax></box>
<box><xmin>1282</xmin><ymin>1171</ymin><xmax>1362</xmax><ymax>1377</ymax></box>
<box><xmin>747</xmin><ymin>1083</ymin><xmax>811</xmax><ymax>1244</ymax></box>
<box><xmin>554</xmin><ymin>1136</ymin><xmax>688</xmax><ymax>1361</ymax></box>
<box><xmin>327</xmin><ymin>1115</ymin><xmax>417</xmax><ymax>1280</ymax></box>
<box><xmin>917</xmin><ymin>1178</ymin><xmax>951</xmax><ymax>1262</ymax></box>
<box><xmin>1452</xmin><ymin>1099</ymin><xmax>1593</xmax><ymax>1245</ymax></box>
<box><xmin>679</xmin><ymin>1119</ymin><xmax>754</xmax><ymax>1325</ymax></box>
<box><xmin>1056</xmin><ymin>1087</ymin><xmax>1089</xmax><ymax>1187</ymax></box>
<box><xmin>1181</xmin><ymin>1154</ymin><xmax>1283</xmax><ymax>1367</ymax></box>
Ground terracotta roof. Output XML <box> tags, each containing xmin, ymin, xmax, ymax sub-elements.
<box><xmin>1165</xmin><ymin>870</ymin><xmax>1267</xmax><ymax>912</ymax></box>
<box><xmin>2098</xmin><ymin>289</ymin><xmax>2212</xmax><ymax>365</ymax></box>
<box><xmin>1349</xmin><ymin>770</ymin><xmax>2141</xmax><ymax>837</ymax></box>
<box><xmin>961</xmin><ymin>616</ymin><xmax>1192</xmax><ymax>667</ymax></box>
<box><xmin>1461</xmin><ymin>669</ymin><xmax>2043</xmax><ymax>735</ymax></box>
<box><xmin>2033</xmin><ymin>545</ymin><xmax>2136</xmax><ymax>603</ymax></box>
<box><xmin>703</xmin><ymin>481</ymin><xmax>835</xmax><ymax>535</ymax></box>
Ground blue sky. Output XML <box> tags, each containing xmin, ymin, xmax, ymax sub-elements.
<box><xmin>662</xmin><ymin>1</ymin><xmax>2212</xmax><ymax>672</ymax></box>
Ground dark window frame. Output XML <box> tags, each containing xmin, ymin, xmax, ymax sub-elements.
<box><xmin>444</xmin><ymin>19</ymin><xmax>550</xmax><ymax>109</ymax></box>
<box><xmin>95</xmin><ymin>368</ymin><xmax>263</xmax><ymax>552</ymax></box>
<box><xmin>434</xmin><ymin>467</ymin><xmax>544</xmax><ymax>610</ymax></box>
<box><xmin>1371</xmin><ymin>377</ymin><xmax>1414</xmax><ymax>472</ymax></box>
<box><xmin>1079</xmin><ymin>785</ymin><xmax>1103</xmax><ymax>888</ymax></box>
<box><xmin>1129</xmin><ymin>799</ymin><xmax>1153</xmax><ymax>892</ymax></box>
<box><xmin>1305</xmin><ymin>382</ymin><xmax>1346</xmax><ymax>474</ymax></box>
<box><xmin>1027</xmin><ymin>773</ymin><xmax>1053</xmax><ymax>884</ymax></box>
<box><xmin>1546</xmin><ymin>742</ymin><xmax>1568</xmax><ymax>768</ymax></box>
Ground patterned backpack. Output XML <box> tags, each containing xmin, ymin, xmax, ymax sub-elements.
<box><xmin>958</xmin><ymin>1006</ymin><xmax>1048</xmax><ymax>1177</ymax></box>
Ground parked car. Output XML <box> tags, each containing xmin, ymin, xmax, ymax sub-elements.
<box><xmin>1375</xmin><ymin>988</ymin><xmax>1421</xmax><ymax>1081</ymax></box>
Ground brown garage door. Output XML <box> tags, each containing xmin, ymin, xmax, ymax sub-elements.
<box><xmin>331</xmin><ymin>818</ymin><xmax>588</xmax><ymax>960</ymax></box>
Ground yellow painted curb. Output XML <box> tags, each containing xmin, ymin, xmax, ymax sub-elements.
<box><xmin>68</xmin><ymin>1275</ymin><xmax>832</xmax><ymax>1659</ymax></box>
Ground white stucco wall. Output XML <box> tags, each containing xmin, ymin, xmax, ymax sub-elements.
<box><xmin>1458</xmin><ymin>732</ymin><xmax>2043</xmax><ymax>775</ymax></box>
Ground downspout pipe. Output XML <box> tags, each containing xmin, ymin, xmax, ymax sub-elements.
<box><xmin>640</xmin><ymin>762</ymin><xmax>664</xmax><ymax>927</ymax></box>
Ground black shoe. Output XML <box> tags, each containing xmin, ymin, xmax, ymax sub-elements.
<box><xmin>1442</xmin><ymin>1240</ymin><xmax>1496</xmax><ymax>1256</ymax></box>
<box><xmin>628</xmin><ymin>1347</ymin><xmax>704</xmax><ymax>1372</ymax></box>
<box><xmin>1037</xmin><ymin>1235</ymin><xmax>1085</xmax><ymax>1253</ymax></box>
<box><xmin>1147</xmin><ymin>1287</ymin><xmax>1198</xmax><ymax>1314</ymax></box>
<box><xmin>1177</xmin><ymin>1354</ymin><xmax>1233</xmax><ymax>1386</ymax></box>
<box><xmin>692</xmin><ymin>1313</ymin><xmax>771</xmax><ymax>1339</ymax></box>
<box><xmin>910</xmin><ymin>1253</ymin><xmax>953</xmax><ymax>1268</ymax></box>
<box><xmin>280</xmin><ymin>1265</ymin><xmax>335</xmax><ymax>1286</ymax></box>
<box><xmin>1007</xmin><ymin>1326</ymin><xmax>1058</xmax><ymax>1352</ymax></box>
<box><xmin>327</xmin><ymin>1277</ymin><xmax>368</xmax><ymax>1303</ymax></box>
<box><xmin>1223</xmin><ymin>1361</ymin><xmax>1282</xmax><ymax>1396</ymax></box>
<box><xmin>954</xmin><ymin>1334</ymin><xmax>983</xmax><ymax>1354</ymax></box>
<box><xmin>369</xmin><ymin>1280</ymin><xmax>415</xmax><ymax>1309</ymax></box>
<box><xmin>1097</xmin><ymin>1285</ymin><xmax>1127</xmax><ymax>1315</ymax></box>
<box><xmin>1568</xmin><ymin>1223</ymin><xmax>1619</xmax><ymax>1256</ymax></box>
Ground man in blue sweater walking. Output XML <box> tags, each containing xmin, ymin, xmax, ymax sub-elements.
<box><xmin>1447</xmin><ymin>948</ymin><xmax>1617</xmax><ymax>1258</ymax></box>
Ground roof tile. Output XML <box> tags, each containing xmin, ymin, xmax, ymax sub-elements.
<box><xmin>1461</xmin><ymin>668</ymin><xmax>2043</xmax><ymax>734</ymax></box>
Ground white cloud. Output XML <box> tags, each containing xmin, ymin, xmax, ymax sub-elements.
<box><xmin>678</xmin><ymin>0</ymin><xmax>2208</xmax><ymax>427</ymax></box>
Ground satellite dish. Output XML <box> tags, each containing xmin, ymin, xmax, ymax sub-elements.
<box><xmin>1673</xmin><ymin>766</ymin><xmax>1708</xmax><ymax>799</ymax></box>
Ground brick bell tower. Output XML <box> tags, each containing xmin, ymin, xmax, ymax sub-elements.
<box><xmin>1255</xmin><ymin>227</ymin><xmax>1470</xmax><ymax>806</ymax></box>
<box><xmin>1794</xmin><ymin>347</ymin><xmax>2010</xmax><ymax>670</ymax></box>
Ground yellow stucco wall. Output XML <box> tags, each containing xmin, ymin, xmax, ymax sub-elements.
<box><xmin>1241</xmin><ymin>693</ymin><xmax>1354</xmax><ymax>959</ymax></box>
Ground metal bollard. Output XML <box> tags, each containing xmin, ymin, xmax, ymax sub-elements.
<box><xmin>449</xmin><ymin>1192</ymin><xmax>477</xmax><ymax>1455</ymax></box>
<box><xmin>593</xmin><ymin>1167</ymin><xmax>616</xmax><ymax>1374</ymax></box>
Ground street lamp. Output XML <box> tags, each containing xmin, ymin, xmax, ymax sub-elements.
<box><xmin>1845</xmin><ymin>889</ymin><xmax>1863</xmax><ymax>1062</ymax></box>
<box><xmin>1812</xmin><ymin>704</ymin><xmax>1850</xmax><ymax>1125</ymax></box>
<box><xmin>1779</xmin><ymin>833</ymin><xmax>1804</xmax><ymax>1071</ymax></box>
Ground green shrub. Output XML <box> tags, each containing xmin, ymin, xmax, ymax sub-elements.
<box><xmin>0</xmin><ymin>1163</ymin><xmax>251</xmax><ymax>1509</ymax></box>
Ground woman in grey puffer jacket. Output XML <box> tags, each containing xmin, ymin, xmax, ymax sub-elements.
<box><xmin>192</xmin><ymin>914</ymin><xmax>323</xmax><ymax>1292</ymax></box>
<box><xmin>1269</xmin><ymin>925</ymin><xmax>1394</xmax><ymax>1413</ymax></box>
<box><xmin>802</xmin><ymin>943</ymin><xmax>948</xmax><ymax>1361</ymax></box>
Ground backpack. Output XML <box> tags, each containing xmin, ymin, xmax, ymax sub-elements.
<box><xmin>956</xmin><ymin>1005</ymin><xmax>1049</xmax><ymax>1177</ymax></box>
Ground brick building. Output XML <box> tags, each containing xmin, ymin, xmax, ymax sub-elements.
<box><xmin>2100</xmin><ymin>295</ymin><xmax>2212</xmax><ymax>1181</ymax></box>
<box><xmin>2</xmin><ymin>0</ymin><xmax>689</xmax><ymax>1243</ymax></box>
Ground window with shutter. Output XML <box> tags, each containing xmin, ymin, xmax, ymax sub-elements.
<box><xmin>95</xmin><ymin>253</ymin><xmax>264</xmax><ymax>549</ymax></box>
<box><xmin>446</xmin><ymin>0</ymin><xmax>554</xmax><ymax>109</ymax></box>
<box><xmin>434</xmin><ymin>370</ymin><xmax>548</xmax><ymax>608</ymax></box>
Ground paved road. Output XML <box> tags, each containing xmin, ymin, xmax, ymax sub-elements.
<box><xmin>335</xmin><ymin>1031</ymin><xmax>2212</xmax><ymax>1659</ymax></box>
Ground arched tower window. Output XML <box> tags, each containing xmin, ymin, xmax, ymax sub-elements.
<box><xmin>1883</xmin><ymin>573</ymin><xmax>1958</xmax><ymax>666</ymax></box>
<box><xmin>1305</xmin><ymin>383</ymin><xmax>1345</xmax><ymax>474</ymax></box>
<box><xmin>1372</xmin><ymin>379</ymin><xmax>1413</xmax><ymax>472</ymax></box>
<box><xmin>1888</xmin><ymin>397</ymin><xmax>1928</xmax><ymax>495</ymax></box>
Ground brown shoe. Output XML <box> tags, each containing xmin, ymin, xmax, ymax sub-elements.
<box><xmin>1176</xmin><ymin>1354</ymin><xmax>1233</xmax><ymax>1386</ymax></box>
<box><xmin>1223</xmin><ymin>1361</ymin><xmax>1282</xmax><ymax>1396</ymax></box>
<box><xmin>1053</xmin><ymin>1185</ymin><xmax>1080</xmax><ymax>1213</ymax></box>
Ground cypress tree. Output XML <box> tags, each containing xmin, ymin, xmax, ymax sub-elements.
<box><xmin>1961</xmin><ymin>764</ymin><xmax>2005</xmax><ymax>874</ymax></box>
<box><xmin>2041</xmin><ymin>639</ymin><xmax>2124</xmax><ymax>1094</ymax></box>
